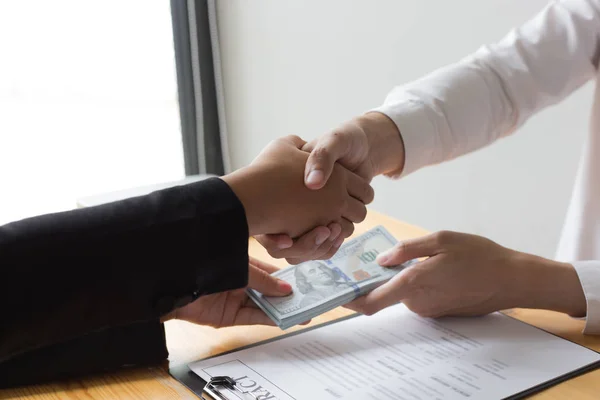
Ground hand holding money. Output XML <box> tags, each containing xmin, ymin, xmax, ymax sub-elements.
<box><xmin>163</xmin><ymin>258</ymin><xmax>294</xmax><ymax>327</ymax></box>
<box><xmin>248</xmin><ymin>226</ymin><xmax>416</xmax><ymax>329</ymax></box>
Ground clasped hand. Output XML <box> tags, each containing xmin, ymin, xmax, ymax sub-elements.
<box><xmin>223</xmin><ymin>135</ymin><xmax>374</xmax><ymax>252</ymax></box>
<box><xmin>166</xmin><ymin>135</ymin><xmax>374</xmax><ymax>328</ymax></box>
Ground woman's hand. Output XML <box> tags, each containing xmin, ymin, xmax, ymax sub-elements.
<box><xmin>168</xmin><ymin>258</ymin><xmax>295</xmax><ymax>328</ymax></box>
<box><xmin>346</xmin><ymin>231</ymin><xmax>587</xmax><ymax>319</ymax></box>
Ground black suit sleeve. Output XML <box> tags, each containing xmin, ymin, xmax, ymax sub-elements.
<box><xmin>0</xmin><ymin>177</ymin><xmax>250</xmax><ymax>386</ymax></box>
<box><xmin>0</xmin><ymin>321</ymin><xmax>168</xmax><ymax>387</ymax></box>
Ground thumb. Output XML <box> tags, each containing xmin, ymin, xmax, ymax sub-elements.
<box><xmin>247</xmin><ymin>264</ymin><xmax>293</xmax><ymax>296</ymax></box>
<box><xmin>377</xmin><ymin>234</ymin><xmax>441</xmax><ymax>267</ymax></box>
<box><xmin>304</xmin><ymin>135</ymin><xmax>345</xmax><ymax>190</ymax></box>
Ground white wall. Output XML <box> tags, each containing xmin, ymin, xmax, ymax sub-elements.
<box><xmin>216</xmin><ymin>0</ymin><xmax>594</xmax><ymax>258</ymax></box>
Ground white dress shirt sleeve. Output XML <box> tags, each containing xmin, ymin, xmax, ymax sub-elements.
<box><xmin>373</xmin><ymin>0</ymin><xmax>600</xmax><ymax>333</ymax></box>
<box><xmin>374</xmin><ymin>0</ymin><xmax>600</xmax><ymax>177</ymax></box>
<box><xmin>572</xmin><ymin>261</ymin><xmax>600</xmax><ymax>333</ymax></box>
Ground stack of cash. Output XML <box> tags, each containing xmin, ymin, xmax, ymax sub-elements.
<box><xmin>247</xmin><ymin>225</ymin><xmax>415</xmax><ymax>329</ymax></box>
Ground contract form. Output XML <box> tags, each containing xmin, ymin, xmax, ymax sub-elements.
<box><xmin>189</xmin><ymin>305</ymin><xmax>600</xmax><ymax>400</ymax></box>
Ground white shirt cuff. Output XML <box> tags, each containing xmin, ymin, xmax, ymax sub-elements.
<box><xmin>571</xmin><ymin>260</ymin><xmax>600</xmax><ymax>334</ymax></box>
<box><xmin>371</xmin><ymin>97</ymin><xmax>437</xmax><ymax>178</ymax></box>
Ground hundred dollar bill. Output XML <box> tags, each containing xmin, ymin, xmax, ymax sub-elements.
<box><xmin>247</xmin><ymin>225</ymin><xmax>416</xmax><ymax>329</ymax></box>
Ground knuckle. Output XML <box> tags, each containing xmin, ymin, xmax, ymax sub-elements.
<box><xmin>393</xmin><ymin>241</ymin><xmax>407</xmax><ymax>256</ymax></box>
<box><xmin>257</xmin><ymin>269</ymin><xmax>270</xmax><ymax>283</ymax></box>
<box><xmin>401</xmin><ymin>268</ymin><xmax>420</xmax><ymax>285</ymax></box>
<box><xmin>302</xmin><ymin>139</ymin><xmax>316</xmax><ymax>152</ymax></box>
<box><xmin>394</xmin><ymin>272</ymin><xmax>419</xmax><ymax>298</ymax></box>
<box><xmin>312</xmin><ymin>146</ymin><xmax>331</xmax><ymax>165</ymax></box>
<box><xmin>328</xmin><ymin>130</ymin><xmax>345</xmax><ymax>147</ymax></box>
<box><xmin>331</xmin><ymin>130</ymin><xmax>344</xmax><ymax>140</ymax></box>
<box><xmin>433</xmin><ymin>230</ymin><xmax>453</xmax><ymax>246</ymax></box>
<box><xmin>286</xmin><ymin>134</ymin><xmax>303</xmax><ymax>143</ymax></box>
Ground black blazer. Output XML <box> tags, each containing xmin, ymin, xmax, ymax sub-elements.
<box><xmin>0</xmin><ymin>178</ymin><xmax>249</xmax><ymax>387</ymax></box>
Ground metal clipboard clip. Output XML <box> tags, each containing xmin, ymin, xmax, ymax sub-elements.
<box><xmin>202</xmin><ymin>376</ymin><xmax>259</xmax><ymax>400</ymax></box>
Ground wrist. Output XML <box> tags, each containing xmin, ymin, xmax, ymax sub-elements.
<box><xmin>509</xmin><ymin>252</ymin><xmax>586</xmax><ymax>317</ymax></box>
<box><xmin>356</xmin><ymin>112</ymin><xmax>405</xmax><ymax>177</ymax></box>
<box><xmin>221</xmin><ymin>166</ymin><xmax>267</xmax><ymax>236</ymax></box>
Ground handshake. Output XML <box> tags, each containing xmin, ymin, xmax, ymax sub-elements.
<box><xmin>222</xmin><ymin>134</ymin><xmax>377</xmax><ymax>262</ymax></box>
<box><xmin>172</xmin><ymin>113</ymin><xmax>406</xmax><ymax>328</ymax></box>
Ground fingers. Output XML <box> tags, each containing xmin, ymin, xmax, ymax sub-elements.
<box><xmin>304</xmin><ymin>134</ymin><xmax>346</xmax><ymax>190</ymax></box>
<box><xmin>301</xmin><ymin>139</ymin><xmax>316</xmax><ymax>153</ymax></box>
<box><xmin>255</xmin><ymin>234</ymin><xmax>294</xmax><ymax>251</ymax></box>
<box><xmin>339</xmin><ymin>218</ymin><xmax>355</xmax><ymax>240</ymax></box>
<box><xmin>328</xmin><ymin>222</ymin><xmax>342</xmax><ymax>242</ymax></box>
<box><xmin>345</xmin><ymin>268</ymin><xmax>416</xmax><ymax>315</ymax></box>
<box><xmin>343</xmin><ymin>197</ymin><xmax>368</xmax><ymax>223</ymax></box>
<box><xmin>285</xmin><ymin>222</ymin><xmax>344</xmax><ymax>264</ymax></box>
<box><xmin>341</xmin><ymin>169</ymin><xmax>372</xmax><ymax>224</ymax></box>
<box><xmin>278</xmin><ymin>134</ymin><xmax>308</xmax><ymax>150</ymax></box>
<box><xmin>345</xmin><ymin>169</ymin><xmax>375</xmax><ymax>204</ymax></box>
<box><xmin>247</xmin><ymin>264</ymin><xmax>292</xmax><ymax>296</ymax></box>
<box><xmin>255</xmin><ymin>222</ymin><xmax>344</xmax><ymax>265</ymax></box>
<box><xmin>297</xmin><ymin>219</ymin><xmax>350</xmax><ymax>263</ymax></box>
<box><xmin>249</xmin><ymin>256</ymin><xmax>281</xmax><ymax>274</ymax></box>
<box><xmin>257</xmin><ymin>224</ymin><xmax>344</xmax><ymax>264</ymax></box>
<box><xmin>233</xmin><ymin>307</ymin><xmax>312</xmax><ymax>327</ymax></box>
<box><xmin>233</xmin><ymin>307</ymin><xmax>277</xmax><ymax>326</ymax></box>
<box><xmin>344</xmin><ymin>296</ymin><xmax>368</xmax><ymax>313</ymax></box>
<box><xmin>377</xmin><ymin>232</ymin><xmax>445</xmax><ymax>267</ymax></box>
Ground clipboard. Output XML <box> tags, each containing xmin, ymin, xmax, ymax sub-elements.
<box><xmin>169</xmin><ymin>314</ymin><xmax>359</xmax><ymax>399</ymax></box>
<box><xmin>169</xmin><ymin>312</ymin><xmax>600</xmax><ymax>400</ymax></box>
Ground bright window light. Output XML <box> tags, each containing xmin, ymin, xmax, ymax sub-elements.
<box><xmin>0</xmin><ymin>1</ymin><xmax>184</xmax><ymax>225</ymax></box>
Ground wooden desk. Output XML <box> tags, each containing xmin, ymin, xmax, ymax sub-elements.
<box><xmin>3</xmin><ymin>210</ymin><xmax>600</xmax><ymax>399</ymax></box>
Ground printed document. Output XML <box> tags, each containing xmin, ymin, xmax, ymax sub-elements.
<box><xmin>189</xmin><ymin>304</ymin><xmax>600</xmax><ymax>400</ymax></box>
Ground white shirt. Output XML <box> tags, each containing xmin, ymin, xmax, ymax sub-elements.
<box><xmin>373</xmin><ymin>0</ymin><xmax>600</xmax><ymax>334</ymax></box>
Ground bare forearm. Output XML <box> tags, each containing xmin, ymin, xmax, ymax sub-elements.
<box><xmin>356</xmin><ymin>112</ymin><xmax>405</xmax><ymax>177</ymax></box>
<box><xmin>511</xmin><ymin>252</ymin><xmax>587</xmax><ymax>317</ymax></box>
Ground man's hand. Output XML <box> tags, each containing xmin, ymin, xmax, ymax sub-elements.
<box><xmin>345</xmin><ymin>231</ymin><xmax>587</xmax><ymax>319</ymax></box>
<box><xmin>304</xmin><ymin>112</ymin><xmax>404</xmax><ymax>188</ymax></box>
<box><xmin>258</xmin><ymin>113</ymin><xmax>403</xmax><ymax>263</ymax></box>
<box><xmin>170</xmin><ymin>258</ymin><xmax>300</xmax><ymax>328</ymax></box>
<box><xmin>222</xmin><ymin>135</ymin><xmax>374</xmax><ymax>238</ymax></box>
